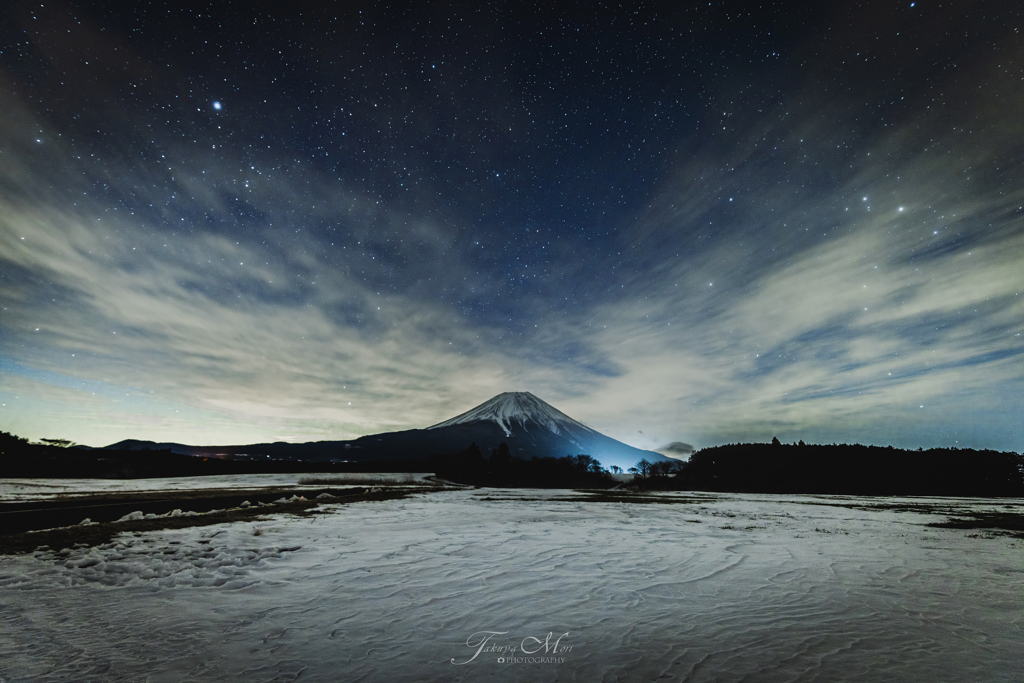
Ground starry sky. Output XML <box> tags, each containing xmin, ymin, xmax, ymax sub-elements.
<box><xmin>2</xmin><ymin>0</ymin><xmax>1023</xmax><ymax>454</ymax></box>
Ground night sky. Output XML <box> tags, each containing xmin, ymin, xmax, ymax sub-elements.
<box><xmin>2</xmin><ymin>1</ymin><xmax>1023</xmax><ymax>454</ymax></box>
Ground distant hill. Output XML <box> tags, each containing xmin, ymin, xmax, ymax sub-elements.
<box><xmin>0</xmin><ymin>431</ymin><xmax>425</xmax><ymax>478</ymax></box>
<box><xmin>104</xmin><ymin>392</ymin><xmax>671</xmax><ymax>472</ymax></box>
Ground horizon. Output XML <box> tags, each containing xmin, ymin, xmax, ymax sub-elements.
<box><xmin>2</xmin><ymin>1</ymin><xmax>1023</xmax><ymax>454</ymax></box>
<box><xmin>87</xmin><ymin>436</ymin><xmax>1021</xmax><ymax>455</ymax></box>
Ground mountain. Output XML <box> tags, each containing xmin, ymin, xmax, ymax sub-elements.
<box><xmin>105</xmin><ymin>439</ymin><xmax>208</xmax><ymax>453</ymax></box>
<box><xmin>423</xmin><ymin>392</ymin><xmax>668</xmax><ymax>470</ymax></box>
<box><xmin>429</xmin><ymin>391</ymin><xmax>594</xmax><ymax>435</ymax></box>
<box><xmin>104</xmin><ymin>392</ymin><xmax>671</xmax><ymax>471</ymax></box>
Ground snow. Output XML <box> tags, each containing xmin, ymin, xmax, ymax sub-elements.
<box><xmin>0</xmin><ymin>472</ymin><xmax>433</xmax><ymax>502</ymax></box>
<box><xmin>115</xmin><ymin>509</ymin><xmax>203</xmax><ymax>522</ymax></box>
<box><xmin>1</xmin><ymin>488</ymin><xmax>1021</xmax><ymax>682</ymax></box>
<box><xmin>428</xmin><ymin>391</ymin><xmax>598</xmax><ymax>438</ymax></box>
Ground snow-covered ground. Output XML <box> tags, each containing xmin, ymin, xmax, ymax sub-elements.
<box><xmin>1</xmin><ymin>488</ymin><xmax>1021</xmax><ymax>682</ymax></box>
<box><xmin>0</xmin><ymin>472</ymin><xmax>434</xmax><ymax>502</ymax></box>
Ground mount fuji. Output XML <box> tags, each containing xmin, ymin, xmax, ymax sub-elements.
<box><xmin>419</xmin><ymin>392</ymin><xmax>670</xmax><ymax>470</ymax></box>
<box><xmin>106</xmin><ymin>392</ymin><xmax>671</xmax><ymax>472</ymax></box>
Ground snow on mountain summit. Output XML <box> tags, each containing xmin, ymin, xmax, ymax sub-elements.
<box><xmin>427</xmin><ymin>392</ymin><xmax>598</xmax><ymax>438</ymax></box>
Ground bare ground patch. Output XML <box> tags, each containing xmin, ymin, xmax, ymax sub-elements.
<box><xmin>928</xmin><ymin>511</ymin><xmax>1024</xmax><ymax>537</ymax></box>
<box><xmin>0</xmin><ymin>487</ymin><xmax>433</xmax><ymax>555</ymax></box>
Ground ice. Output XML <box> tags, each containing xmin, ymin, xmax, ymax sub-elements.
<box><xmin>1</xmin><ymin>489</ymin><xmax>1021</xmax><ymax>682</ymax></box>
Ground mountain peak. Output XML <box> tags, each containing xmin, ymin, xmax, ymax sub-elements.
<box><xmin>427</xmin><ymin>392</ymin><xmax>596</xmax><ymax>438</ymax></box>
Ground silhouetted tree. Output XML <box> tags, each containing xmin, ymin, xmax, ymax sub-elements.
<box><xmin>565</xmin><ymin>454</ymin><xmax>603</xmax><ymax>474</ymax></box>
<box><xmin>1</xmin><ymin>431</ymin><xmax>31</xmax><ymax>461</ymax></box>
<box><xmin>649</xmin><ymin>461</ymin><xmax>673</xmax><ymax>477</ymax></box>
<box><xmin>490</xmin><ymin>442</ymin><xmax>512</xmax><ymax>467</ymax></box>
<box><xmin>39</xmin><ymin>438</ymin><xmax>76</xmax><ymax>448</ymax></box>
<box><xmin>633</xmin><ymin>458</ymin><xmax>653</xmax><ymax>479</ymax></box>
<box><xmin>1</xmin><ymin>431</ymin><xmax>29</xmax><ymax>446</ymax></box>
<box><xmin>432</xmin><ymin>442</ymin><xmax>485</xmax><ymax>478</ymax></box>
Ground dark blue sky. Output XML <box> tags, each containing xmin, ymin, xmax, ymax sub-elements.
<box><xmin>2</xmin><ymin>0</ymin><xmax>1023</xmax><ymax>453</ymax></box>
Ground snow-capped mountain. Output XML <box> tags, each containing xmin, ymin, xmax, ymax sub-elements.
<box><xmin>105</xmin><ymin>392</ymin><xmax>670</xmax><ymax>471</ymax></box>
<box><xmin>428</xmin><ymin>391</ymin><xmax>597</xmax><ymax>438</ymax></box>
<box><xmin>418</xmin><ymin>391</ymin><xmax>670</xmax><ymax>470</ymax></box>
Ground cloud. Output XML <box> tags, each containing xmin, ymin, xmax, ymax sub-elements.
<box><xmin>542</xmin><ymin>47</ymin><xmax>1024</xmax><ymax>452</ymax></box>
<box><xmin>657</xmin><ymin>442</ymin><xmax>694</xmax><ymax>458</ymax></box>
<box><xmin>0</xmin><ymin>199</ymin><xmax>517</xmax><ymax>433</ymax></box>
<box><xmin>0</xmin><ymin>369</ymin><xmax>112</xmax><ymax>406</ymax></box>
<box><xmin>0</xmin><ymin>107</ymin><xmax>497</xmax><ymax>440</ymax></box>
<box><xmin>2</xmin><ymin>7</ymin><xmax>1023</xmax><ymax>453</ymax></box>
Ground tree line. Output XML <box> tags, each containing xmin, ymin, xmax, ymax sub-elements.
<box><xmin>431</xmin><ymin>442</ymin><xmax>617</xmax><ymax>488</ymax></box>
<box><xmin>661</xmin><ymin>441</ymin><xmax>1024</xmax><ymax>496</ymax></box>
<box><xmin>4</xmin><ymin>430</ymin><xmax>1022</xmax><ymax>496</ymax></box>
<box><xmin>433</xmin><ymin>439</ymin><xmax>1024</xmax><ymax>496</ymax></box>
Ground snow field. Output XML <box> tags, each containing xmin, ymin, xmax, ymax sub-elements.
<box><xmin>0</xmin><ymin>489</ymin><xmax>1021</xmax><ymax>682</ymax></box>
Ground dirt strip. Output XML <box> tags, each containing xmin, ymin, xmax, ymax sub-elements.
<box><xmin>0</xmin><ymin>486</ymin><xmax>379</xmax><ymax>534</ymax></box>
<box><xmin>0</xmin><ymin>487</ymin><xmax>433</xmax><ymax>555</ymax></box>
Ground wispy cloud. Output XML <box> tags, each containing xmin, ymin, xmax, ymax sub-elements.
<box><xmin>553</xmin><ymin>107</ymin><xmax>1024</xmax><ymax>450</ymax></box>
<box><xmin>2</xmin><ymin>5</ymin><xmax>1022</xmax><ymax>453</ymax></box>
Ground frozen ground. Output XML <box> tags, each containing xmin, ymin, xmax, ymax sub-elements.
<box><xmin>0</xmin><ymin>472</ymin><xmax>434</xmax><ymax>502</ymax></box>
<box><xmin>0</xmin><ymin>488</ymin><xmax>1021</xmax><ymax>682</ymax></box>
